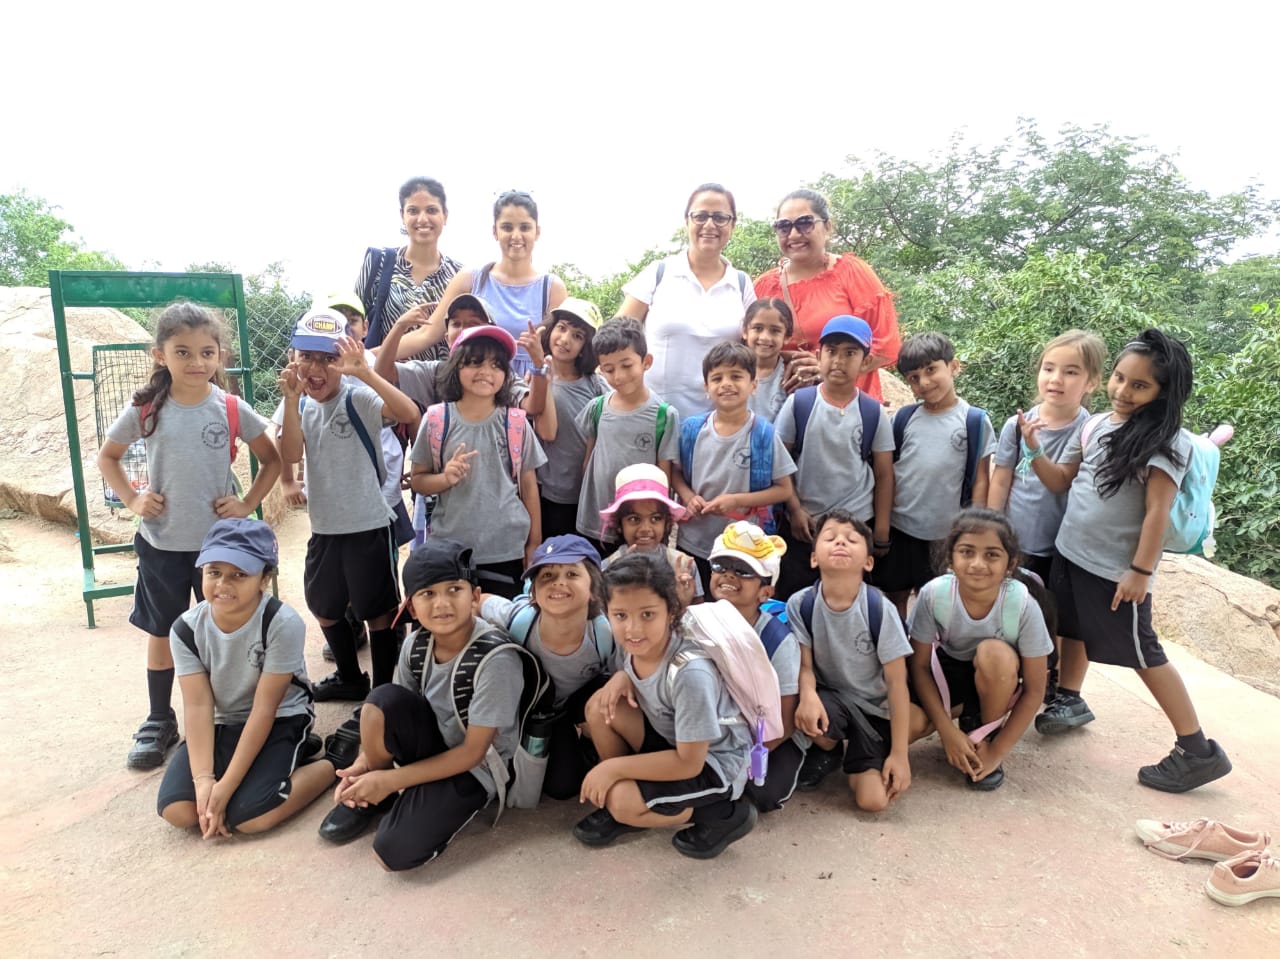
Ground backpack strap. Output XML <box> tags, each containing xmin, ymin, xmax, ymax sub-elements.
<box><xmin>344</xmin><ymin>389</ymin><xmax>385</xmax><ymax>486</ymax></box>
<box><xmin>1079</xmin><ymin>411</ymin><xmax>1109</xmax><ymax>453</ymax></box>
<box><xmin>864</xmin><ymin>584</ymin><xmax>884</xmax><ymax>649</ymax></box>
<box><xmin>589</xmin><ymin>395</ymin><xmax>605</xmax><ymax>434</ymax></box>
<box><xmin>504</xmin><ymin>406</ymin><xmax>527</xmax><ymax>484</ymax></box>
<box><xmin>362</xmin><ymin>247</ymin><xmax>399</xmax><ymax>349</ymax></box>
<box><xmin>539</xmin><ymin>275</ymin><xmax>550</xmax><ymax>319</ymax></box>
<box><xmin>856</xmin><ymin>391</ymin><xmax>881</xmax><ymax>463</ymax></box>
<box><xmin>930</xmin><ymin>574</ymin><xmax>958</xmax><ymax>636</ymax></box>
<box><xmin>589</xmin><ymin>614</ymin><xmax>615</xmax><ymax>663</ymax></box>
<box><xmin>758</xmin><ymin>614</ymin><xmax>790</xmax><ymax>660</ymax></box>
<box><xmin>653</xmin><ymin>260</ymin><xmax>666</xmax><ymax>298</ymax></box>
<box><xmin>747</xmin><ymin>414</ymin><xmax>774</xmax><ymax>493</ymax></box>
<box><xmin>407</xmin><ymin>629</ymin><xmax>433</xmax><ymax>691</ymax></box>
<box><xmin>173</xmin><ymin>616</ymin><xmax>197</xmax><ymax>658</ymax></box>
<box><xmin>998</xmin><ymin>578</ymin><xmax>1027</xmax><ymax>641</ymax></box>
<box><xmin>225</xmin><ymin>394</ymin><xmax>240</xmax><ymax>465</ymax></box>
<box><xmin>678</xmin><ymin>412</ymin><xmax>712</xmax><ymax>486</ymax></box>
<box><xmin>891</xmin><ymin>403</ymin><xmax>920</xmax><ymax>463</ymax></box>
<box><xmin>425</xmin><ymin>402</ymin><xmax>448</xmax><ymax>472</ymax></box>
<box><xmin>473</xmin><ymin>262</ymin><xmax>496</xmax><ymax>296</ymax></box>
<box><xmin>737</xmin><ymin>270</ymin><xmax>750</xmax><ymax>296</ymax></box>
<box><xmin>798</xmin><ymin>586</ymin><xmax>817</xmax><ymax>638</ymax></box>
<box><xmin>655</xmin><ymin>401</ymin><xmax>670</xmax><ymax>451</ymax></box>
<box><xmin>960</xmin><ymin>406</ymin><xmax>986</xmax><ymax>507</ymax></box>
<box><xmin>506</xmin><ymin>602</ymin><xmax>539</xmax><ymax>647</ymax></box>
<box><xmin>790</xmin><ymin>385</ymin><xmax>818</xmax><ymax>461</ymax></box>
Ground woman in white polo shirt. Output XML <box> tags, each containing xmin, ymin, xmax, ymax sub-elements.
<box><xmin>617</xmin><ymin>183</ymin><xmax>757</xmax><ymax>416</ymax></box>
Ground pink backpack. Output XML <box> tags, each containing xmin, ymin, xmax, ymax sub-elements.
<box><xmin>424</xmin><ymin>402</ymin><xmax>526</xmax><ymax>484</ymax></box>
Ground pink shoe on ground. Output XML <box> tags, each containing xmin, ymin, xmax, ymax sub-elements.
<box><xmin>1205</xmin><ymin>849</ymin><xmax>1280</xmax><ymax>906</ymax></box>
<box><xmin>1134</xmin><ymin>818</ymin><xmax>1271</xmax><ymax>862</ymax></box>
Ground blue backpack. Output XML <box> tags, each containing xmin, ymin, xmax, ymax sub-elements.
<box><xmin>893</xmin><ymin>403</ymin><xmax>987</xmax><ymax>507</ymax></box>
<box><xmin>774</xmin><ymin>583</ymin><xmax>885</xmax><ymax>648</ymax></box>
<box><xmin>678</xmin><ymin>412</ymin><xmax>777</xmax><ymax>532</ymax></box>
<box><xmin>789</xmin><ymin>385</ymin><xmax>882</xmax><ymax>463</ymax></box>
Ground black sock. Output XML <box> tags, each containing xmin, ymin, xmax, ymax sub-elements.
<box><xmin>321</xmin><ymin>620</ymin><xmax>362</xmax><ymax>682</ymax></box>
<box><xmin>690</xmin><ymin>800</ymin><xmax>734</xmax><ymax>824</ymax></box>
<box><xmin>1176</xmin><ymin>730</ymin><xmax>1212</xmax><ymax>758</ymax></box>
<box><xmin>369</xmin><ymin>626</ymin><xmax>402</xmax><ymax>688</ymax></box>
<box><xmin>147</xmin><ymin>668</ymin><xmax>175</xmax><ymax>720</ymax></box>
<box><xmin>1057</xmin><ymin>687</ymin><xmax>1081</xmax><ymax>701</ymax></box>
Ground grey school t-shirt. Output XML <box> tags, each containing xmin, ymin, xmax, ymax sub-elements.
<box><xmin>749</xmin><ymin>363</ymin><xmax>787</xmax><ymax>424</ymax></box>
<box><xmin>410</xmin><ymin>404</ymin><xmax>546</xmax><ymax>564</ymax></box>
<box><xmin>908</xmin><ymin>574</ymin><xmax>1053</xmax><ymax>662</ymax></box>
<box><xmin>539</xmin><ymin>373</ymin><xmax>608</xmax><ymax>504</ymax></box>
<box><xmin>1055</xmin><ymin>415</ymin><xmax>1192</xmax><ymax>583</ymax></box>
<box><xmin>891</xmin><ymin>400</ymin><xmax>996</xmax><ymax>541</ymax></box>
<box><xmin>107</xmin><ymin>386</ymin><xmax>268</xmax><ymax>551</ymax></box>
<box><xmin>298</xmin><ymin>383</ymin><xmax>394</xmax><ymax>535</ymax></box>
<box><xmin>480</xmin><ymin>595</ymin><xmax>612</xmax><ymax>706</ymax></box>
<box><xmin>624</xmin><ymin>633</ymin><xmax>750</xmax><ymax>797</ymax></box>
<box><xmin>994</xmin><ymin>406</ymin><xmax>1090</xmax><ymax>556</ymax></box>
<box><xmin>753</xmin><ymin>610</ymin><xmax>800</xmax><ymax>696</ymax></box>
<box><xmin>393</xmin><ymin>619</ymin><xmax>523</xmax><ymax>799</ymax></box>
<box><xmin>395</xmin><ymin>359</ymin><xmax>444</xmax><ymax>409</ymax></box>
<box><xmin>677</xmin><ymin>414</ymin><xmax>796</xmax><ymax>559</ymax></box>
<box><xmin>786</xmin><ymin>582</ymin><xmax>912</xmax><ymax>719</ymax></box>
<box><xmin>575</xmin><ymin>391</ymin><xmax>682</xmax><ymax>541</ymax></box>
<box><xmin>775</xmin><ymin>390</ymin><xmax>894</xmax><ymax>521</ymax></box>
<box><xmin>170</xmin><ymin>594</ymin><xmax>311</xmax><ymax>725</ymax></box>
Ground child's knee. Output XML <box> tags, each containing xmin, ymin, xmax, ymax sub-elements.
<box><xmin>974</xmin><ymin>640</ymin><xmax>1018</xmax><ymax>681</ymax></box>
<box><xmin>160</xmin><ymin>801</ymin><xmax>198</xmax><ymax>829</ymax></box>
<box><xmin>849</xmin><ymin>772</ymin><xmax>890</xmax><ymax>812</ymax></box>
<box><xmin>605</xmin><ymin>783</ymin><xmax>649</xmax><ymax>825</ymax></box>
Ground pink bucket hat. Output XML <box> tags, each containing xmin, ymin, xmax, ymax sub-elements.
<box><xmin>599</xmin><ymin>463</ymin><xmax>687</xmax><ymax>522</ymax></box>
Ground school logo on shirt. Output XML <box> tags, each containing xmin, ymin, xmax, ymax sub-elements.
<box><xmin>247</xmin><ymin>636</ymin><xmax>266</xmax><ymax>670</ymax></box>
<box><xmin>329</xmin><ymin>412</ymin><xmax>355</xmax><ymax>440</ymax></box>
<box><xmin>950</xmin><ymin>428</ymin><xmax>968</xmax><ymax>452</ymax></box>
<box><xmin>854</xmin><ymin>632</ymin><xmax>876</xmax><ymax>656</ymax></box>
<box><xmin>634</xmin><ymin>432</ymin><xmax>654</xmax><ymax>452</ymax></box>
<box><xmin>202</xmin><ymin>421</ymin><xmax>230</xmax><ymax>451</ymax></box>
<box><xmin>733</xmin><ymin>447</ymin><xmax>752</xmax><ymax>470</ymax></box>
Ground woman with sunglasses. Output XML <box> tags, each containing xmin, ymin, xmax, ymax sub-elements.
<box><xmin>617</xmin><ymin>183</ymin><xmax>757</xmax><ymax>416</ymax></box>
<box><xmin>393</xmin><ymin>191</ymin><xmax>568</xmax><ymax>378</ymax></box>
<box><xmin>754</xmin><ymin>190</ymin><xmax>901</xmax><ymax>402</ymax></box>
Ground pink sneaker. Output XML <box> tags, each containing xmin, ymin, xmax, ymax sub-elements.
<box><xmin>1205</xmin><ymin>849</ymin><xmax>1280</xmax><ymax>906</ymax></box>
<box><xmin>1134</xmin><ymin>818</ymin><xmax>1271</xmax><ymax>862</ymax></box>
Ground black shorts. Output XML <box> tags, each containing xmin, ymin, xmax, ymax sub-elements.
<box><xmin>1051</xmin><ymin>555</ymin><xmax>1167</xmax><ymax>669</ymax></box>
<box><xmin>131</xmin><ymin>534</ymin><xmax>204</xmax><ymax>637</ymax></box>
<box><xmin>365</xmin><ymin>683</ymin><xmax>489</xmax><ymax>871</ymax></box>
<box><xmin>540</xmin><ymin>497</ymin><xmax>580</xmax><ymax>541</ymax></box>
<box><xmin>868</xmin><ymin>527</ymin><xmax>939</xmax><ymax>594</ymax></box>
<box><xmin>909</xmin><ymin>648</ymin><xmax>981</xmax><ymax>718</ymax></box>
<box><xmin>816</xmin><ymin>688</ymin><xmax>893</xmax><ymax>774</ymax></box>
<box><xmin>634</xmin><ymin>717</ymin><xmax>736</xmax><ymax>815</ymax></box>
<box><xmin>303</xmin><ymin>524</ymin><xmax>401</xmax><ymax>621</ymax></box>
<box><xmin>474</xmin><ymin>558</ymin><xmax>525</xmax><ymax>600</ymax></box>
<box><xmin>156</xmin><ymin>713</ymin><xmax>312</xmax><ymax>827</ymax></box>
<box><xmin>774</xmin><ymin>520</ymin><xmax>819</xmax><ymax>602</ymax></box>
<box><xmin>541</xmin><ymin>675</ymin><xmax>608</xmax><ymax>801</ymax></box>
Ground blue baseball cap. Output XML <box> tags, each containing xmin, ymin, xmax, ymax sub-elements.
<box><xmin>403</xmin><ymin>539</ymin><xmax>476</xmax><ymax>595</ymax></box>
<box><xmin>196</xmin><ymin>519</ymin><xmax>279</xmax><ymax>575</ymax></box>
<box><xmin>291</xmin><ymin>307</ymin><xmax>348</xmax><ymax>354</ymax></box>
<box><xmin>523</xmin><ymin>535</ymin><xmax>603</xmax><ymax>580</ymax></box>
<box><xmin>819</xmin><ymin>315</ymin><xmax>873</xmax><ymax>351</ymax></box>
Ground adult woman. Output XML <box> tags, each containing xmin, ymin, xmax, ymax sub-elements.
<box><xmin>396</xmin><ymin>191</ymin><xmax>567</xmax><ymax>378</ymax></box>
<box><xmin>356</xmin><ymin>177</ymin><xmax>463</xmax><ymax>360</ymax></box>
<box><xmin>754</xmin><ymin>190</ymin><xmax>901</xmax><ymax>401</ymax></box>
<box><xmin>617</xmin><ymin>183</ymin><xmax>757</xmax><ymax>416</ymax></box>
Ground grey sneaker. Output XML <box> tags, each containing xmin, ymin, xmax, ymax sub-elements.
<box><xmin>1139</xmin><ymin>740</ymin><xmax>1232</xmax><ymax>793</ymax></box>
<box><xmin>1035</xmin><ymin>693</ymin><xmax>1095</xmax><ymax>735</ymax></box>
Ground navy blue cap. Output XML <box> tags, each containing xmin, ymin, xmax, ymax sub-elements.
<box><xmin>819</xmin><ymin>315</ymin><xmax>873</xmax><ymax>351</ymax></box>
<box><xmin>196</xmin><ymin>519</ymin><xmax>278</xmax><ymax>575</ymax></box>
<box><xmin>403</xmin><ymin>539</ymin><xmax>476</xmax><ymax>595</ymax></box>
<box><xmin>523</xmin><ymin>535</ymin><xmax>602</xmax><ymax>580</ymax></box>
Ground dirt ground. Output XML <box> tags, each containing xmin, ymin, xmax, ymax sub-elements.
<box><xmin>2</xmin><ymin>508</ymin><xmax>1277</xmax><ymax>958</ymax></box>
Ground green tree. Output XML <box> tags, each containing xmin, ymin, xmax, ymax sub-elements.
<box><xmin>0</xmin><ymin>190</ymin><xmax>124</xmax><ymax>285</ymax></box>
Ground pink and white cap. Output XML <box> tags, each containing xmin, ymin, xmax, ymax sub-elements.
<box><xmin>599</xmin><ymin>463</ymin><xmax>687</xmax><ymax>522</ymax></box>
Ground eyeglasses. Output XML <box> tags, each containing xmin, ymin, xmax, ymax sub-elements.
<box><xmin>772</xmin><ymin>215</ymin><xmax>825</xmax><ymax>237</ymax></box>
<box><xmin>709</xmin><ymin>560</ymin><xmax>760</xmax><ymax>579</ymax></box>
<box><xmin>688</xmin><ymin>211</ymin><xmax>735</xmax><ymax>226</ymax></box>
<box><xmin>295</xmin><ymin>351</ymin><xmax>340</xmax><ymax>367</ymax></box>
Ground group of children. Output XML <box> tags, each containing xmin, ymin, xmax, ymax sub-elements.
<box><xmin>97</xmin><ymin>286</ymin><xmax>1233</xmax><ymax>869</ymax></box>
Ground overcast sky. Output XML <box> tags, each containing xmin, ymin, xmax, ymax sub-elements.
<box><xmin>4</xmin><ymin>1</ymin><xmax>1276</xmax><ymax>299</ymax></box>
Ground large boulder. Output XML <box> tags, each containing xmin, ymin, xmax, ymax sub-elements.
<box><xmin>0</xmin><ymin>287</ymin><xmax>284</xmax><ymax>545</ymax></box>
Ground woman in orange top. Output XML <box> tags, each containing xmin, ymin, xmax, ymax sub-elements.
<box><xmin>754</xmin><ymin>190</ymin><xmax>901</xmax><ymax>402</ymax></box>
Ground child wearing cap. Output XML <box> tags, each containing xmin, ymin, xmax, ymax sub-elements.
<box><xmin>481</xmin><ymin>534</ymin><xmax>614</xmax><ymax>799</ymax></box>
<box><xmin>788</xmin><ymin>510</ymin><xmax>926</xmax><ymax>812</ymax></box>
<box><xmin>317</xmin><ymin>539</ymin><xmax>525</xmax><ymax>871</ymax></box>
<box><xmin>600</xmin><ymin>464</ymin><xmax>702</xmax><ymax>607</ymax></box>
<box><xmin>575</xmin><ymin>317</ymin><xmax>681</xmax><ymax>550</ymax></box>
<box><xmin>157</xmin><ymin>519</ymin><xmax>333</xmax><ymax>838</ymax></box>
<box><xmin>774</xmin><ymin>316</ymin><xmax>895</xmax><ymax>601</ymax></box>
<box><xmin>408</xmin><ymin>325</ymin><xmax>547</xmax><ymax>598</ymax></box>
<box><xmin>536</xmin><ymin>297</ymin><xmax>608</xmax><ymax>538</ymax></box>
<box><xmin>671</xmin><ymin>340</ymin><xmax>796</xmax><ymax>592</ymax></box>
<box><xmin>278</xmin><ymin>311</ymin><xmax>420</xmax><ymax>702</ymax></box>
<box><xmin>875</xmin><ymin>331</ymin><xmax>995</xmax><ymax>619</ymax></box>
<box><xmin>706</xmin><ymin>521</ymin><xmax>806</xmax><ymax>812</ymax></box>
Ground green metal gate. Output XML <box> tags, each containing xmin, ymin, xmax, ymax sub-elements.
<box><xmin>50</xmin><ymin>271</ymin><xmax>261</xmax><ymax>627</ymax></box>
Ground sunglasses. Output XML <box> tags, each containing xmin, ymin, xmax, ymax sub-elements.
<box><xmin>771</xmin><ymin>215</ymin><xmax>825</xmax><ymax>237</ymax></box>
<box><xmin>688</xmin><ymin>211</ymin><xmax>735</xmax><ymax>226</ymax></box>
<box><xmin>710</xmin><ymin>560</ymin><xmax>760</xmax><ymax>579</ymax></box>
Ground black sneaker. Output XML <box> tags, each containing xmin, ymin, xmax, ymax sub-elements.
<box><xmin>313</xmin><ymin>671</ymin><xmax>371</xmax><ymax>703</ymax></box>
<box><xmin>1034</xmin><ymin>693</ymin><xmax>1095</xmax><ymax>735</ymax></box>
<box><xmin>126</xmin><ymin>710</ymin><xmax>179</xmax><ymax>770</ymax></box>
<box><xmin>573</xmin><ymin>808</ymin><xmax>642</xmax><ymax>847</ymax></box>
<box><xmin>318</xmin><ymin>796</ymin><xmax>394</xmax><ymax>844</ymax></box>
<box><xmin>967</xmin><ymin>765</ymin><xmax>1005</xmax><ymax>791</ymax></box>
<box><xmin>672</xmin><ymin>801</ymin><xmax>758</xmax><ymax>859</ymax></box>
<box><xmin>1138</xmin><ymin>740</ymin><xmax>1232</xmax><ymax>793</ymax></box>
<box><xmin>797</xmin><ymin>746</ymin><xmax>842</xmax><ymax>791</ymax></box>
<box><xmin>323</xmin><ymin>721</ymin><xmax>363</xmax><ymax>770</ymax></box>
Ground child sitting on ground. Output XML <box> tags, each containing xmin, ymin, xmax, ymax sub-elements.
<box><xmin>157</xmin><ymin>519</ymin><xmax>332</xmax><ymax>837</ymax></box>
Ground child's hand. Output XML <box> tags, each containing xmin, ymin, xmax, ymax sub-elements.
<box><xmin>194</xmin><ymin>777</ymin><xmax>214</xmax><ymax>823</ymax></box>
<box><xmin>789</xmin><ymin>505</ymin><xmax>815</xmax><ymax>544</ymax></box>
<box><xmin>1112</xmin><ymin>570</ymin><xmax>1150</xmax><ymax>611</ymax></box>
<box><xmin>881</xmin><ymin>751</ymin><xmax>911</xmax><ymax>800</ymax></box>
<box><xmin>278</xmin><ymin>363</ymin><xmax>303</xmax><ymax>400</ymax></box>
<box><xmin>579</xmin><ymin>760</ymin><xmax>620</xmax><ymax>808</ymax></box>
<box><xmin>794</xmin><ymin>694</ymin><xmax>828</xmax><ymax>738</ymax></box>
<box><xmin>683</xmin><ymin>494</ymin><xmax>707</xmax><ymax>517</ymax></box>
<box><xmin>1018</xmin><ymin>409</ymin><xmax>1044</xmax><ymax>451</ymax></box>
<box><xmin>940</xmin><ymin>725</ymin><xmax>982</xmax><ymax>779</ymax></box>
<box><xmin>201</xmin><ymin>782</ymin><xmax>233</xmax><ymax>840</ymax></box>
<box><xmin>518</xmin><ymin>320</ymin><xmax>546</xmax><ymax>368</ymax></box>
<box><xmin>442</xmin><ymin>443</ymin><xmax>479</xmax><ymax>487</ymax></box>
<box><xmin>339</xmin><ymin>769</ymin><xmax>394</xmax><ymax>808</ymax></box>
<box><xmin>334</xmin><ymin>336</ymin><xmax>369</xmax><ymax>375</ymax></box>
<box><xmin>213</xmin><ymin>495</ymin><xmax>254</xmax><ymax>519</ymax></box>
<box><xmin>281</xmin><ymin>477</ymin><xmax>307</xmax><ymax>507</ymax></box>
<box><xmin>128</xmin><ymin>489</ymin><xmax>165</xmax><ymax>518</ymax></box>
<box><xmin>972</xmin><ymin>739</ymin><xmax>1004</xmax><ymax>781</ymax></box>
<box><xmin>673</xmin><ymin>552</ymin><xmax>697</xmax><ymax>605</ymax></box>
<box><xmin>392</xmin><ymin>306</ymin><xmax>429</xmax><ymax>335</ymax></box>
<box><xmin>590</xmin><ymin>673</ymin><xmax>637</xmax><ymax>726</ymax></box>
<box><xmin>781</xmin><ymin>350</ymin><xmax>821</xmax><ymax>393</ymax></box>
<box><xmin>333</xmin><ymin>755</ymin><xmax>370</xmax><ymax>804</ymax></box>
<box><xmin>701</xmin><ymin>494</ymin><xmax>740</xmax><ymax>516</ymax></box>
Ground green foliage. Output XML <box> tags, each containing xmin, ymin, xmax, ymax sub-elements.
<box><xmin>0</xmin><ymin>190</ymin><xmax>123</xmax><ymax>285</ymax></box>
<box><xmin>722</xmin><ymin>217</ymin><xmax>780</xmax><ymax>278</ymax></box>
<box><xmin>552</xmin><ymin>245</ymin><xmax>673</xmax><ymax>319</ymax></box>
